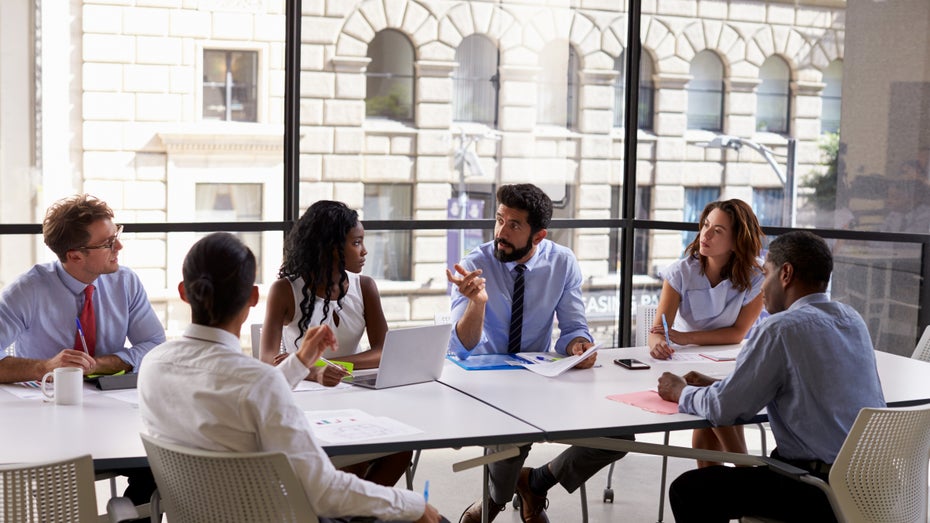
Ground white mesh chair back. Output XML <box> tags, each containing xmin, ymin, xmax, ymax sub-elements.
<box><xmin>250</xmin><ymin>323</ymin><xmax>262</xmax><ymax>358</ymax></box>
<box><xmin>635</xmin><ymin>304</ymin><xmax>658</xmax><ymax>347</ymax></box>
<box><xmin>910</xmin><ymin>325</ymin><xmax>930</xmax><ymax>362</ymax></box>
<box><xmin>141</xmin><ymin>433</ymin><xmax>316</xmax><ymax>523</ymax></box>
<box><xmin>0</xmin><ymin>454</ymin><xmax>97</xmax><ymax>522</ymax></box>
<box><xmin>829</xmin><ymin>405</ymin><xmax>930</xmax><ymax>523</ymax></box>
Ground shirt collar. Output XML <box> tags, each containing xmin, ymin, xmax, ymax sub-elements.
<box><xmin>504</xmin><ymin>239</ymin><xmax>548</xmax><ymax>273</ymax></box>
<box><xmin>787</xmin><ymin>292</ymin><xmax>830</xmax><ymax>312</ymax></box>
<box><xmin>183</xmin><ymin>323</ymin><xmax>242</xmax><ymax>352</ymax></box>
<box><xmin>54</xmin><ymin>261</ymin><xmax>94</xmax><ymax>295</ymax></box>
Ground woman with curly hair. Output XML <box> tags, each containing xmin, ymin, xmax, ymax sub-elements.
<box><xmin>262</xmin><ymin>200</ymin><xmax>410</xmax><ymax>487</ymax></box>
<box><xmin>649</xmin><ymin>199</ymin><xmax>766</xmax><ymax>467</ymax></box>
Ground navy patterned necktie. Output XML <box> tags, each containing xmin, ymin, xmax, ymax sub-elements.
<box><xmin>508</xmin><ymin>264</ymin><xmax>527</xmax><ymax>353</ymax></box>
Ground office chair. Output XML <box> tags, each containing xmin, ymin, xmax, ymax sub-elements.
<box><xmin>0</xmin><ymin>454</ymin><xmax>138</xmax><ymax>523</ymax></box>
<box><xmin>250</xmin><ymin>323</ymin><xmax>263</xmax><ymax>358</ymax></box>
<box><xmin>742</xmin><ymin>404</ymin><xmax>930</xmax><ymax>523</ymax></box>
<box><xmin>141</xmin><ymin>433</ymin><xmax>316</xmax><ymax>522</ymax></box>
<box><xmin>910</xmin><ymin>324</ymin><xmax>930</xmax><ymax>362</ymax></box>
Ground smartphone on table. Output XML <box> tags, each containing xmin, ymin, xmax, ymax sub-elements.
<box><xmin>614</xmin><ymin>358</ymin><xmax>650</xmax><ymax>370</ymax></box>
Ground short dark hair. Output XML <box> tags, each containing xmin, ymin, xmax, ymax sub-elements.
<box><xmin>496</xmin><ymin>184</ymin><xmax>553</xmax><ymax>232</ymax></box>
<box><xmin>43</xmin><ymin>194</ymin><xmax>115</xmax><ymax>262</ymax></box>
<box><xmin>182</xmin><ymin>232</ymin><xmax>256</xmax><ymax>327</ymax></box>
<box><xmin>767</xmin><ymin>231</ymin><xmax>833</xmax><ymax>289</ymax></box>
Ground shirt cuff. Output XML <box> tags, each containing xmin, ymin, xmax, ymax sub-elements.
<box><xmin>279</xmin><ymin>353</ymin><xmax>311</xmax><ymax>389</ymax></box>
<box><xmin>448</xmin><ymin>326</ymin><xmax>490</xmax><ymax>359</ymax></box>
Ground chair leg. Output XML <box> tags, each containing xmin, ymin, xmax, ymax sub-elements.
<box><xmin>405</xmin><ymin>449</ymin><xmax>421</xmax><ymax>490</ymax></box>
<box><xmin>603</xmin><ymin>462</ymin><xmax>615</xmax><ymax>502</ymax></box>
<box><xmin>756</xmin><ymin>423</ymin><xmax>767</xmax><ymax>455</ymax></box>
<box><xmin>657</xmin><ymin>431</ymin><xmax>670</xmax><ymax>523</ymax></box>
<box><xmin>579</xmin><ymin>481</ymin><xmax>588</xmax><ymax>523</ymax></box>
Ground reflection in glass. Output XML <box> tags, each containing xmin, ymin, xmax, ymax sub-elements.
<box><xmin>687</xmin><ymin>51</ymin><xmax>724</xmax><ymax>131</ymax></box>
<box><xmin>363</xmin><ymin>184</ymin><xmax>412</xmax><ymax>281</ymax></box>
<box><xmin>453</xmin><ymin>35</ymin><xmax>499</xmax><ymax>125</ymax></box>
<box><xmin>366</xmin><ymin>30</ymin><xmax>415</xmax><ymax>121</ymax></box>
<box><xmin>202</xmin><ymin>50</ymin><xmax>258</xmax><ymax>122</ymax></box>
<box><xmin>757</xmin><ymin>56</ymin><xmax>790</xmax><ymax>134</ymax></box>
<box><xmin>830</xmin><ymin>240</ymin><xmax>921</xmax><ymax>356</ymax></box>
<box><xmin>821</xmin><ymin>60</ymin><xmax>843</xmax><ymax>134</ymax></box>
<box><xmin>195</xmin><ymin>184</ymin><xmax>263</xmax><ymax>283</ymax></box>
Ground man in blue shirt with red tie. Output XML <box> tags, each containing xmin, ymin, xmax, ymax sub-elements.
<box><xmin>0</xmin><ymin>194</ymin><xmax>165</xmax><ymax>506</ymax></box>
<box><xmin>0</xmin><ymin>194</ymin><xmax>164</xmax><ymax>382</ymax></box>
<box><xmin>446</xmin><ymin>184</ymin><xmax>628</xmax><ymax>523</ymax></box>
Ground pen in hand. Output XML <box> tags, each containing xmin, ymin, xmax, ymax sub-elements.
<box><xmin>661</xmin><ymin>313</ymin><xmax>674</xmax><ymax>360</ymax></box>
<box><xmin>75</xmin><ymin>317</ymin><xmax>90</xmax><ymax>355</ymax></box>
<box><xmin>320</xmin><ymin>357</ymin><xmax>352</xmax><ymax>376</ymax></box>
<box><xmin>423</xmin><ymin>480</ymin><xmax>430</xmax><ymax>503</ymax></box>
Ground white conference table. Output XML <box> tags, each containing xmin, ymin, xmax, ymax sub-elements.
<box><xmin>0</xmin><ymin>380</ymin><xmax>543</xmax><ymax>471</ymax></box>
<box><xmin>1</xmin><ymin>346</ymin><xmax>928</xmax><ymax>471</ymax></box>
<box><xmin>439</xmin><ymin>346</ymin><xmax>930</xmax><ymax>440</ymax></box>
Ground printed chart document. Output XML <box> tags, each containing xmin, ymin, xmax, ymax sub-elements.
<box><xmin>514</xmin><ymin>343</ymin><xmax>601</xmax><ymax>377</ymax></box>
<box><xmin>304</xmin><ymin>409</ymin><xmax>422</xmax><ymax>444</ymax></box>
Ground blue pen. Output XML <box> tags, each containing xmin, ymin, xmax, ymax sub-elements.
<box><xmin>535</xmin><ymin>356</ymin><xmax>548</xmax><ymax>361</ymax></box>
<box><xmin>661</xmin><ymin>313</ymin><xmax>674</xmax><ymax>359</ymax></box>
<box><xmin>423</xmin><ymin>480</ymin><xmax>430</xmax><ymax>503</ymax></box>
<box><xmin>75</xmin><ymin>317</ymin><xmax>90</xmax><ymax>355</ymax></box>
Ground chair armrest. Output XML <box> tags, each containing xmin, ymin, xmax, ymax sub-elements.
<box><xmin>105</xmin><ymin>497</ymin><xmax>139</xmax><ymax>523</ymax></box>
<box><xmin>758</xmin><ymin>456</ymin><xmax>809</xmax><ymax>478</ymax></box>
<box><xmin>758</xmin><ymin>457</ymin><xmax>845</xmax><ymax>523</ymax></box>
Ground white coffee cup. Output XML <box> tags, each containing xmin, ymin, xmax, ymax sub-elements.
<box><xmin>41</xmin><ymin>367</ymin><xmax>83</xmax><ymax>405</ymax></box>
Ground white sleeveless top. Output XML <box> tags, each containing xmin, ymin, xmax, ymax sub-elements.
<box><xmin>281</xmin><ymin>272</ymin><xmax>366</xmax><ymax>358</ymax></box>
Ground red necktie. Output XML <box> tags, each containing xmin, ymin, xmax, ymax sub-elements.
<box><xmin>74</xmin><ymin>285</ymin><xmax>96</xmax><ymax>357</ymax></box>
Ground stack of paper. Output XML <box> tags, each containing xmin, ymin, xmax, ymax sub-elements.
<box><xmin>513</xmin><ymin>344</ymin><xmax>601</xmax><ymax>377</ymax></box>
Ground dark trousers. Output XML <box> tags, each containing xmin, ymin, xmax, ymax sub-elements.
<box><xmin>486</xmin><ymin>435</ymin><xmax>632</xmax><ymax>504</ymax></box>
<box><xmin>101</xmin><ymin>467</ymin><xmax>157</xmax><ymax>506</ymax></box>
<box><xmin>320</xmin><ymin>516</ymin><xmax>451</xmax><ymax>523</ymax></box>
<box><xmin>669</xmin><ymin>464</ymin><xmax>837</xmax><ymax>523</ymax></box>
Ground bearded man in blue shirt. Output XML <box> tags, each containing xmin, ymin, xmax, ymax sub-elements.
<box><xmin>446</xmin><ymin>183</ymin><xmax>628</xmax><ymax>523</ymax></box>
<box><xmin>658</xmin><ymin>230</ymin><xmax>885</xmax><ymax>522</ymax></box>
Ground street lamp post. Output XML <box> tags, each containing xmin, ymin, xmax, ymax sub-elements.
<box><xmin>700</xmin><ymin>135</ymin><xmax>798</xmax><ymax>227</ymax></box>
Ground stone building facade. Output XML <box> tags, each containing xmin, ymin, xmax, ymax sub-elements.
<box><xmin>0</xmin><ymin>0</ymin><xmax>845</xmax><ymax>336</ymax></box>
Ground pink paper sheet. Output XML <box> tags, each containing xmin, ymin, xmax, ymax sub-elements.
<box><xmin>607</xmin><ymin>390</ymin><xmax>680</xmax><ymax>415</ymax></box>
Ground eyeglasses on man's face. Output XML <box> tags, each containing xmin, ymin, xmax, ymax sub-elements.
<box><xmin>79</xmin><ymin>224</ymin><xmax>123</xmax><ymax>251</ymax></box>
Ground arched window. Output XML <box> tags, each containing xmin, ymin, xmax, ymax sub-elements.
<box><xmin>537</xmin><ymin>42</ymin><xmax>579</xmax><ymax>128</ymax></box>
<box><xmin>613</xmin><ymin>51</ymin><xmax>655</xmax><ymax>131</ymax></box>
<box><xmin>366</xmin><ymin>30</ymin><xmax>415</xmax><ymax>122</ymax></box>
<box><xmin>821</xmin><ymin>60</ymin><xmax>843</xmax><ymax>134</ymax></box>
<box><xmin>687</xmin><ymin>50</ymin><xmax>724</xmax><ymax>131</ymax></box>
<box><xmin>757</xmin><ymin>56</ymin><xmax>790</xmax><ymax>133</ymax></box>
<box><xmin>453</xmin><ymin>35</ymin><xmax>499</xmax><ymax>125</ymax></box>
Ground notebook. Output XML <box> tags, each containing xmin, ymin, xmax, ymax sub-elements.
<box><xmin>343</xmin><ymin>323</ymin><xmax>454</xmax><ymax>389</ymax></box>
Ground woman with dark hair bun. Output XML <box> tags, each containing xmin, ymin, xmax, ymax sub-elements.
<box><xmin>138</xmin><ymin>232</ymin><xmax>446</xmax><ymax>523</ymax></box>
<box><xmin>261</xmin><ymin>200</ymin><xmax>409</xmax><ymax>487</ymax></box>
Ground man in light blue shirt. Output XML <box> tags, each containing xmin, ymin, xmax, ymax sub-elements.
<box><xmin>658</xmin><ymin>231</ymin><xmax>885</xmax><ymax>522</ymax></box>
<box><xmin>446</xmin><ymin>184</ymin><xmax>627</xmax><ymax>523</ymax></box>
<box><xmin>0</xmin><ymin>194</ymin><xmax>165</xmax><ymax>506</ymax></box>
<box><xmin>0</xmin><ymin>194</ymin><xmax>165</xmax><ymax>383</ymax></box>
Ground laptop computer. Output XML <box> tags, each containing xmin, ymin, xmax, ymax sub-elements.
<box><xmin>344</xmin><ymin>323</ymin><xmax>454</xmax><ymax>389</ymax></box>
